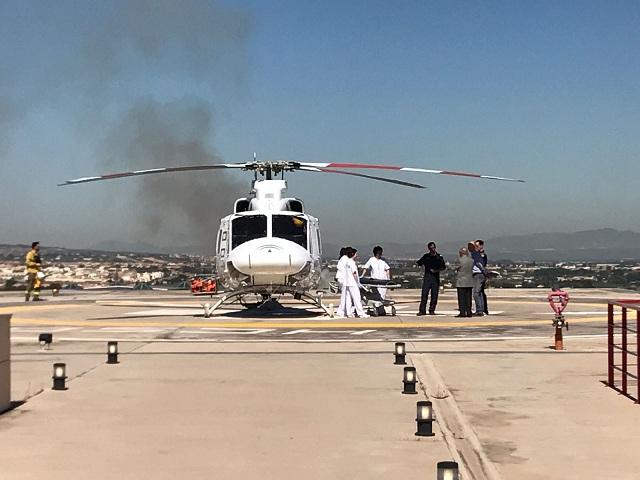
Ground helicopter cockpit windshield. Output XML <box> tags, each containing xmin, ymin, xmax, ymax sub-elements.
<box><xmin>231</xmin><ymin>215</ymin><xmax>268</xmax><ymax>249</ymax></box>
<box><xmin>272</xmin><ymin>214</ymin><xmax>307</xmax><ymax>248</ymax></box>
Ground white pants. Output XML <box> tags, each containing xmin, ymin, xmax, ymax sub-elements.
<box><xmin>340</xmin><ymin>285</ymin><xmax>367</xmax><ymax>317</ymax></box>
<box><xmin>336</xmin><ymin>281</ymin><xmax>348</xmax><ymax>317</ymax></box>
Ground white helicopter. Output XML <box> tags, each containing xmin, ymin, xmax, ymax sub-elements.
<box><xmin>60</xmin><ymin>157</ymin><xmax>523</xmax><ymax>316</ymax></box>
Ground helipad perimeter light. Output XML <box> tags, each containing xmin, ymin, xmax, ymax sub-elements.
<box><xmin>415</xmin><ymin>400</ymin><xmax>435</xmax><ymax>437</ymax></box>
<box><xmin>107</xmin><ymin>341</ymin><xmax>119</xmax><ymax>364</ymax></box>
<box><xmin>52</xmin><ymin>363</ymin><xmax>67</xmax><ymax>390</ymax></box>
<box><xmin>437</xmin><ymin>461</ymin><xmax>459</xmax><ymax>480</ymax></box>
<box><xmin>39</xmin><ymin>333</ymin><xmax>53</xmax><ymax>350</ymax></box>
<box><xmin>394</xmin><ymin>342</ymin><xmax>406</xmax><ymax>365</ymax></box>
<box><xmin>402</xmin><ymin>366</ymin><xmax>417</xmax><ymax>394</ymax></box>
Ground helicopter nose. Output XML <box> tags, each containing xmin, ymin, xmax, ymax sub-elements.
<box><xmin>230</xmin><ymin>239</ymin><xmax>310</xmax><ymax>278</ymax></box>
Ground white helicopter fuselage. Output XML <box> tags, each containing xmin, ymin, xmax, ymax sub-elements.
<box><xmin>215</xmin><ymin>179</ymin><xmax>322</xmax><ymax>295</ymax></box>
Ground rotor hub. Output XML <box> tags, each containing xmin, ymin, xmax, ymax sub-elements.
<box><xmin>243</xmin><ymin>161</ymin><xmax>300</xmax><ymax>176</ymax></box>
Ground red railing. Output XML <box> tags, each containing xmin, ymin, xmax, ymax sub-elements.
<box><xmin>607</xmin><ymin>301</ymin><xmax>640</xmax><ymax>403</ymax></box>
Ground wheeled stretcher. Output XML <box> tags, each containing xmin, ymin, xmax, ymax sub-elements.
<box><xmin>358</xmin><ymin>277</ymin><xmax>400</xmax><ymax>316</ymax></box>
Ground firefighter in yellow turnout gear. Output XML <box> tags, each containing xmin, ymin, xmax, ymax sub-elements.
<box><xmin>25</xmin><ymin>241</ymin><xmax>43</xmax><ymax>301</ymax></box>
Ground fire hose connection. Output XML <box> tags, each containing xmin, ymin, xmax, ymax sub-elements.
<box><xmin>548</xmin><ymin>288</ymin><xmax>570</xmax><ymax>351</ymax></box>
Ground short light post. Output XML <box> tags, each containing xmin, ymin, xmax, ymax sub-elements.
<box><xmin>39</xmin><ymin>333</ymin><xmax>53</xmax><ymax>350</ymax></box>
<box><xmin>415</xmin><ymin>400</ymin><xmax>435</xmax><ymax>437</ymax></box>
<box><xmin>437</xmin><ymin>461</ymin><xmax>459</xmax><ymax>480</ymax></box>
<box><xmin>52</xmin><ymin>363</ymin><xmax>67</xmax><ymax>390</ymax></box>
<box><xmin>402</xmin><ymin>366</ymin><xmax>417</xmax><ymax>394</ymax></box>
<box><xmin>107</xmin><ymin>341</ymin><xmax>119</xmax><ymax>364</ymax></box>
<box><xmin>394</xmin><ymin>342</ymin><xmax>406</xmax><ymax>365</ymax></box>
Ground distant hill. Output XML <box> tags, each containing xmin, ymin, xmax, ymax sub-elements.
<box><xmin>0</xmin><ymin>243</ymin><xmax>198</xmax><ymax>261</ymax></box>
<box><xmin>91</xmin><ymin>240</ymin><xmax>165</xmax><ymax>254</ymax></box>
<box><xmin>326</xmin><ymin>228</ymin><xmax>640</xmax><ymax>261</ymax></box>
<box><xmin>2</xmin><ymin>227</ymin><xmax>632</xmax><ymax>261</ymax></box>
<box><xmin>91</xmin><ymin>240</ymin><xmax>213</xmax><ymax>256</ymax></box>
<box><xmin>449</xmin><ymin>228</ymin><xmax>640</xmax><ymax>261</ymax></box>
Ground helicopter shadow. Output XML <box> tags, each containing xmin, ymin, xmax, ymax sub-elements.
<box><xmin>219</xmin><ymin>303</ymin><xmax>325</xmax><ymax>318</ymax></box>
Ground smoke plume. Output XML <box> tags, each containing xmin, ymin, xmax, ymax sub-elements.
<box><xmin>66</xmin><ymin>1</ymin><xmax>250</xmax><ymax>249</ymax></box>
<box><xmin>103</xmin><ymin>99</ymin><xmax>242</xmax><ymax>249</ymax></box>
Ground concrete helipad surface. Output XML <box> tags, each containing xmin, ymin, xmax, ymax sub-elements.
<box><xmin>1</xmin><ymin>288</ymin><xmax>640</xmax><ymax>479</ymax></box>
<box><xmin>1</xmin><ymin>287</ymin><xmax>632</xmax><ymax>342</ymax></box>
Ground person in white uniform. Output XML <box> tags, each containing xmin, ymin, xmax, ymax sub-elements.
<box><xmin>361</xmin><ymin>245</ymin><xmax>391</xmax><ymax>299</ymax></box>
<box><xmin>343</xmin><ymin>247</ymin><xmax>368</xmax><ymax>318</ymax></box>
<box><xmin>335</xmin><ymin>247</ymin><xmax>350</xmax><ymax>317</ymax></box>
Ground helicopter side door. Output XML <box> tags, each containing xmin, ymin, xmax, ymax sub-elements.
<box><xmin>215</xmin><ymin>218</ymin><xmax>230</xmax><ymax>276</ymax></box>
<box><xmin>306</xmin><ymin>217</ymin><xmax>322</xmax><ymax>286</ymax></box>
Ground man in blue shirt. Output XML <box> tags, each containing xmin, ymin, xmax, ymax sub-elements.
<box><xmin>471</xmin><ymin>243</ymin><xmax>488</xmax><ymax>316</ymax></box>
<box><xmin>475</xmin><ymin>239</ymin><xmax>489</xmax><ymax>315</ymax></box>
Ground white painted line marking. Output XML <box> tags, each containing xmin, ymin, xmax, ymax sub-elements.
<box><xmin>289</xmin><ymin>330</ymin><xmax>363</xmax><ymax>334</ymax></box>
<box><xmin>533</xmin><ymin>311</ymin><xmax>606</xmax><ymax>316</ymax></box>
<box><xmin>9</xmin><ymin>333</ymin><xmax>610</xmax><ymax>344</ymax></box>
<box><xmin>93</xmin><ymin>327</ymin><xmax>170</xmax><ymax>333</ymax></box>
<box><xmin>179</xmin><ymin>328</ymin><xmax>275</xmax><ymax>335</ymax></box>
<box><xmin>11</xmin><ymin>327</ymin><xmax>81</xmax><ymax>333</ymax></box>
<box><xmin>125</xmin><ymin>308</ymin><xmax>219</xmax><ymax>317</ymax></box>
<box><xmin>97</xmin><ymin>301</ymin><xmax>206</xmax><ymax>308</ymax></box>
<box><xmin>350</xmin><ymin>330</ymin><xmax>377</xmax><ymax>335</ymax></box>
<box><xmin>282</xmin><ymin>329</ymin><xmax>311</xmax><ymax>335</ymax></box>
<box><xmin>282</xmin><ymin>329</ymin><xmax>364</xmax><ymax>335</ymax></box>
<box><xmin>402</xmin><ymin>310</ymin><xmax>504</xmax><ymax>316</ymax></box>
<box><xmin>406</xmin><ymin>333</ymin><xmax>609</xmax><ymax>342</ymax></box>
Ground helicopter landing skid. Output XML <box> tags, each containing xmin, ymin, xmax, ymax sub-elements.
<box><xmin>298</xmin><ymin>291</ymin><xmax>332</xmax><ymax>317</ymax></box>
<box><xmin>202</xmin><ymin>289</ymin><xmax>332</xmax><ymax>318</ymax></box>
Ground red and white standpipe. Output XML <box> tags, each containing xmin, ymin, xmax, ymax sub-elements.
<box><xmin>547</xmin><ymin>289</ymin><xmax>569</xmax><ymax>350</ymax></box>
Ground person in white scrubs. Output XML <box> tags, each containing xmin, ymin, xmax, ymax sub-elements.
<box><xmin>361</xmin><ymin>245</ymin><xmax>391</xmax><ymax>299</ymax></box>
<box><xmin>335</xmin><ymin>247</ymin><xmax>349</xmax><ymax>317</ymax></box>
<box><xmin>343</xmin><ymin>248</ymin><xmax>368</xmax><ymax>318</ymax></box>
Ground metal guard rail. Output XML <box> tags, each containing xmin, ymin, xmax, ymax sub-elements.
<box><xmin>607</xmin><ymin>301</ymin><xmax>640</xmax><ymax>403</ymax></box>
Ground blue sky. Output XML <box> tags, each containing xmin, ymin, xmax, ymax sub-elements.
<box><xmin>1</xmin><ymin>1</ymin><xmax>639</xmax><ymax>249</ymax></box>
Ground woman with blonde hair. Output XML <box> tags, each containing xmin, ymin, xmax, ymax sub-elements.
<box><xmin>455</xmin><ymin>244</ymin><xmax>474</xmax><ymax>317</ymax></box>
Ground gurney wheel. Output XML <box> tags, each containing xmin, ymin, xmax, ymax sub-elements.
<box><xmin>391</xmin><ymin>306</ymin><xmax>396</xmax><ymax>316</ymax></box>
<box><xmin>371</xmin><ymin>306</ymin><xmax>379</xmax><ymax>317</ymax></box>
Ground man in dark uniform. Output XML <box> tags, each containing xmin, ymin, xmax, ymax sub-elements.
<box><xmin>475</xmin><ymin>239</ymin><xmax>489</xmax><ymax>315</ymax></box>
<box><xmin>416</xmin><ymin>242</ymin><xmax>446</xmax><ymax>315</ymax></box>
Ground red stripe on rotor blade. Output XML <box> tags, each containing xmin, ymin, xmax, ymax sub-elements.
<box><xmin>440</xmin><ymin>171</ymin><xmax>481</xmax><ymax>178</ymax></box>
<box><xmin>319</xmin><ymin>168</ymin><xmax>425</xmax><ymax>188</ymax></box>
<box><xmin>326</xmin><ymin>163</ymin><xmax>401</xmax><ymax>170</ymax></box>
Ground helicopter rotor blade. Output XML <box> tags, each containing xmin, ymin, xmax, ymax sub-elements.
<box><xmin>298</xmin><ymin>166</ymin><xmax>425</xmax><ymax>189</ymax></box>
<box><xmin>297</xmin><ymin>162</ymin><xmax>525</xmax><ymax>183</ymax></box>
<box><xmin>58</xmin><ymin>163</ymin><xmax>248</xmax><ymax>186</ymax></box>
